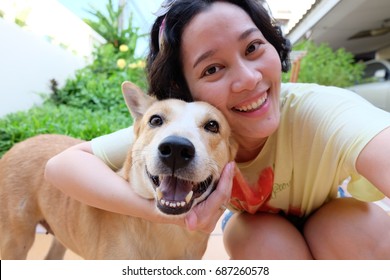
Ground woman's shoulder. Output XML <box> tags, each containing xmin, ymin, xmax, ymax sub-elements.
<box><xmin>280</xmin><ymin>82</ymin><xmax>372</xmax><ymax>109</ymax></box>
<box><xmin>281</xmin><ymin>82</ymin><xmax>355</xmax><ymax>97</ymax></box>
<box><xmin>91</xmin><ymin>127</ymin><xmax>134</xmax><ymax>170</ymax></box>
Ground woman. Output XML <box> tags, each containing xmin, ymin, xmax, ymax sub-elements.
<box><xmin>45</xmin><ymin>0</ymin><xmax>390</xmax><ymax>259</ymax></box>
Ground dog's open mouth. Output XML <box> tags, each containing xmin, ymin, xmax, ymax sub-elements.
<box><xmin>146</xmin><ymin>168</ymin><xmax>214</xmax><ymax>215</ymax></box>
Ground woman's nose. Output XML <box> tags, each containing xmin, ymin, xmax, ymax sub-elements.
<box><xmin>231</xmin><ymin>61</ymin><xmax>262</xmax><ymax>93</ymax></box>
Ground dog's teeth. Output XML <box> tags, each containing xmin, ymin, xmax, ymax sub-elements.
<box><xmin>156</xmin><ymin>188</ymin><xmax>163</xmax><ymax>200</ymax></box>
<box><xmin>160</xmin><ymin>198</ymin><xmax>189</xmax><ymax>209</ymax></box>
<box><xmin>185</xmin><ymin>191</ymin><xmax>193</xmax><ymax>204</ymax></box>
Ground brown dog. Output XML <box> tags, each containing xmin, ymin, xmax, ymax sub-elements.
<box><xmin>0</xmin><ymin>81</ymin><xmax>236</xmax><ymax>259</ymax></box>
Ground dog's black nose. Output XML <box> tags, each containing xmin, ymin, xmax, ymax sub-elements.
<box><xmin>158</xmin><ymin>136</ymin><xmax>195</xmax><ymax>170</ymax></box>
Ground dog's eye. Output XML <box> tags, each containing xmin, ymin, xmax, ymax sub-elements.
<box><xmin>204</xmin><ymin>120</ymin><xmax>219</xmax><ymax>133</ymax></box>
<box><xmin>149</xmin><ymin>115</ymin><xmax>163</xmax><ymax>127</ymax></box>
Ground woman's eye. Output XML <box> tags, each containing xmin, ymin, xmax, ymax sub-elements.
<box><xmin>204</xmin><ymin>120</ymin><xmax>219</xmax><ymax>133</ymax></box>
<box><xmin>149</xmin><ymin>115</ymin><xmax>163</xmax><ymax>127</ymax></box>
<box><xmin>202</xmin><ymin>65</ymin><xmax>223</xmax><ymax>77</ymax></box>
<box><xmin>246</xmin><ymin>41</ymin><xmax>262</xmax><ymax>55</ymax></box>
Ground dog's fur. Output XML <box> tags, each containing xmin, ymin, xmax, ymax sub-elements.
<box><xmin>0</xmin><ymin>82</ymin><xmax>237</xmax><ymax>260</ymax></box>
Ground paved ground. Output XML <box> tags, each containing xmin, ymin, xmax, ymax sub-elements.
<box><xmin>13</xmin><ymin>215</ymin><xmax>229</xmax><ymax>260</ymax></box>
<box><xmin>1</xmin><ymin>199</ymin><xmax>389</xmax><ymax>260</ymax></box>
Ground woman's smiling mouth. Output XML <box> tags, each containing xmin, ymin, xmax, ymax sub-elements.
<box><xmin>233</xmin><ymin>93</ymin><xmax>268</xmax><ymax>112</ymax></box>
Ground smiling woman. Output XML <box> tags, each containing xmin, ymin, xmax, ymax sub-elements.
<box><xmin>43</xmin><ymin>0</ymin><xmax>390</xmax><ymax>260</ymax></box>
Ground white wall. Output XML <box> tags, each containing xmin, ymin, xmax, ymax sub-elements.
<box><xmin>0</xmin><ymin>0</ymin><xmax>107</xmax><ymax>118</ymax></box>
<box><xmin>0</xmin><ymin>18</ymin><xmax>88</xmax><ymax>117</ymax></box>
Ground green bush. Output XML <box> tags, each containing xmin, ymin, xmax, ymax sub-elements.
<box><xmin>48</xmin><ymin>46</ymin><xmax>146</xmax><ymax>114</ymax></box>
<box><xmin>49</xmin><ymin>12</ymin><xmax>147</xmax><ymax>113</ymax></box>
<box><xmin>48</xmin><ymin>0</ymin><xmax>148</xmax><ymax>112</ymax></box>
<box><xmin>0</xmin><ymin>104</ymin><xmax>133</xmax><ymax>157</ymax></box>
<box><xmin>282</xmin><ymin>40</ymin><xmax>364</xmax><ymax>87</ymax></box>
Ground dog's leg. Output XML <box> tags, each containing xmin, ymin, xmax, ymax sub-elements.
<box><xmin>0</xmin><ymin>221</ymin><xmax>37</xmax><ymax>259</ymax></box>
<box><xmin>44</xmin><ymin>237</ymin><xmax>67</xmax><ymax>260</ymax></box>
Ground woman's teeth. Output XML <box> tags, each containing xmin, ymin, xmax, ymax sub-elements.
<box><xmin>235</xmin><ymin>94</ymin><xmax>267</xmax><ymax>112</ymax></box>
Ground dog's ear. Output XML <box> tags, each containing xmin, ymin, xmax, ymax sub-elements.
<box><xmin>121</xmin><ymin>81</ymin><xmax>156</xmax><ymax>120</ymax></box>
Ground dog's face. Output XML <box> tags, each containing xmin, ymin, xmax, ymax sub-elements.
<box><xmin>121</xmin><ymin>82</ymin><xmax>237</xmax><ymax>216</ymax></box>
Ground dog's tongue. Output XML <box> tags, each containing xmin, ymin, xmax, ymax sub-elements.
<box><xmin>160</xmin><ymin>176</ymin><xmax>192</xmax><ymax>202</ymax></box>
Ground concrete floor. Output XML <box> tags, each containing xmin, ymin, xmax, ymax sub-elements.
<box><xmin>2</xmin><ymin>198</ymin><xmax>390</xmax><ymax>260</ymax></box>
<box><xmin>1</xmin><ymin>215</ymin><xmax>229</xmax><ymax>260</ymax></box>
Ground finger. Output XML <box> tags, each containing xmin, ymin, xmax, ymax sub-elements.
<box><xmin>211</xmin><ymin>161</ymin><xmax>235</xmax><ymax>211</ymax></box>
<box><xmin>199</xmin><ymin>161</ymin><xmax>235</xmax><ymax>215</ymax></box>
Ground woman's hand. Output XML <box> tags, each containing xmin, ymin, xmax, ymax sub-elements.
<box><xmin>184</xmin><ymin>161</ymin><xmax>235</xmax><ymax>233</ymax></box>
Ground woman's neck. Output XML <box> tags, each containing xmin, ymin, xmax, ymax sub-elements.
<box><xmin>235</xmin><ymin>137</ymin><xmax>267</xmax><ymax>163</ymax></box>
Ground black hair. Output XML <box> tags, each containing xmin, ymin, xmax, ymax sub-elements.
<box><xmin>146</xmin><ymin>0</ymin><xmax>291</xmax><ymax>101</ymax></box>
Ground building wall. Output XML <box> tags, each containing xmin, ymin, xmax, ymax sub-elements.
<box><xmin>0</xmin><ymin>0</ymin><xmax>105</xmax><ymax>117</ymax></box>
<box><xmin>0</xmin><ymin>18</ymin><xmax>86</xmax><ymax>117</ymax></box>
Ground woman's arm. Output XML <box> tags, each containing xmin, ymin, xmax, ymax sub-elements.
<box><xmin>44</xmin><ymin>141</ymin><xmax>235</xmax><ymax>233</ymax></box>
<box><xmin>44</xmin><ymin>141</ymin><xmax>159</xmax><ymax>221</ymax></box>
<box><xmin>356</xmin><ymin>126</ymin><xmax>390</xmax><ymax>198</ymax></box>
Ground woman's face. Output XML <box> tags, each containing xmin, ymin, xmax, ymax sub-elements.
<box><xmin>181</xmin><ymin>2</ymin><xmax>282</xmax><ymax>159</ymax></box>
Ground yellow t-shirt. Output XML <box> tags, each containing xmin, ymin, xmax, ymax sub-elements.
<box><xmin>91</xmin><ymin>127</ymin><xmax>134</xmax><ymax>171</ymax></box>
<box><xmin>230</xmin><ymin>83</ymin><xmax>390</xmax><ymax>217</ymax></box>
<box><xmin>91</xmin><ymin>83</ymin><xmax>390</xmax><ymax>217</ymax></box>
